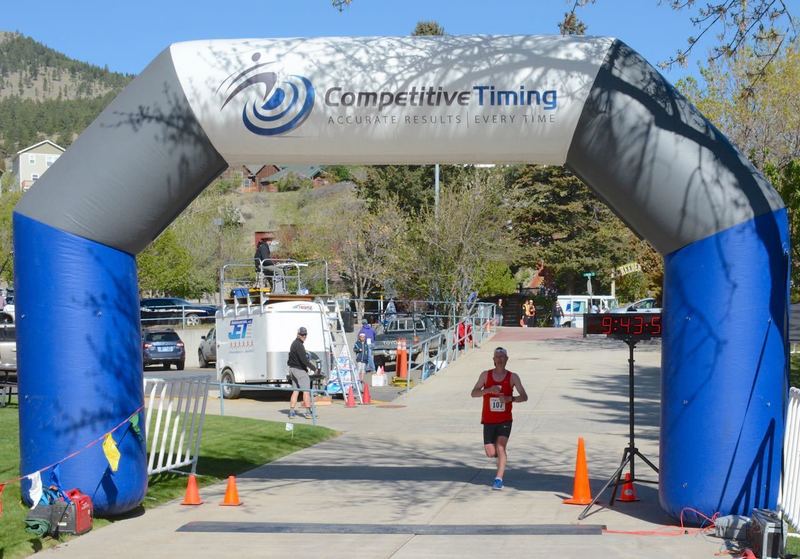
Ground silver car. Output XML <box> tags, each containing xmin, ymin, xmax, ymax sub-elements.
<box><xmin>611</xmin><ymin>297</ymin><xmax>661</xmax><ymax>314</ymax></box>
<box><xmin>198</xmin><ymin>327</ymin><xmax>216</xmax><ymax>368</ymax></box>
<box><xmin>0</xmin><ymin>324</ymin><xmax>16</xmax><ymax>374</ymax></box>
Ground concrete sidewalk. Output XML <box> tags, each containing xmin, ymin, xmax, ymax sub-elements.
<box><xmin>42</xmin><ymin>329</ymin><xmax>726</xmax><ymax>558</ymax></box>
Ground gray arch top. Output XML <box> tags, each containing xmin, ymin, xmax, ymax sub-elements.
<box><xmin>15</xmin><ymin>35</ymin><xmax>782</xmax><ymax>255</ymax></box>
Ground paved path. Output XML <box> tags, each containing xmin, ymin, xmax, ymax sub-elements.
<box><xmin>42</xmin><ymin>329</ymin><xmax>727</xmax><ymax>558</ymax></box>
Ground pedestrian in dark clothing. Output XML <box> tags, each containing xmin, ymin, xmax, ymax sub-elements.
<box><xmin>353</xmin><ymin>332</ymin><xmax>369</xmax><ymax>381</ymax></box>
<box><xmin>254</xmin><ymin>238</ymin><xmax>272</xmax><ymax>272</ymax></box>
<box><xmin>553</xmin><ymin>302</ymin><xmax>563</xmax><ymax>328</ymax></box>
<box><xmin>287</xmin><ymin>326</ymin><xmax>317</xmax><ymax>419</ymax></box>
<box><xmin>358</xmin><ymin>319</ymin><xmax>376</xmax><ymax>342</ymax></box>
<box><xmin>358</xmin><ymin>319</ymin><xmax>377</xmax><ymax>371</ymax></box>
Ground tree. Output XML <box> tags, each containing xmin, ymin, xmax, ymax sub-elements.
<box><xmin>558</xmin><ymin>8</ymin><xmax>586</xmax><ymax>35</ymax></box>
<box><xmin>615</xmin><ymin>271</ymin><xmax>650</xmax><ymax>303</ymax></box>
<box><xmin>412</xmin><ymin>21</ymin><xmax>445</xmax><ymax>36</ymax></box>
<box><xmin>391</xmin><ymin>167</ymin><xmax>519</xmax><ymax>310</ymax></box>
<box><xmin>675</xmin><ymin>44</ymin><xmax>800</xmax><ymax>298</ymax></box>
<box><xmin>678</xmin><ymin>45</ymin><xmax>800</xmax><ymax>169</ymax></box>
<box><xmin>475</xmin><ymin>260</ymin><xmax>517</xmax><ymax>297</ymax></box>
<box><xmin>765</xmin><ymin>159</ymin><xmax>800</xmax><ymax>299</ymax></box>
<box><xmin>137</xmin><ymin>229</ymin><xmax>194</xmax><ymax>297</ymax></box>
<box><xmin>505</xmin><ymin>165</ymin><xmax>643</xmax><ymax>295</ymax></box>
<box><xmin>278</xmin><ymin>187</ymin><xmax>406</xmax><ymax>320</ymax></box>
<box><xmin>169</xmin><ymin>182</ymin><xmax>248</xmax><ymax>297</ymax></box>
<box><xmin>0</xmin><ymin>191</ymin><xmax>21</xmax><ymax>284</ymax></box>
<box><xmin>564</xmin><ymin>0</ymin><xmax>795</xmax><ymax>80</ymax></box>
<box><xmin>331</xmin><ymin>1</ymin><xmax>795</xmax><ymax>82</ymax></box>
<box><xmin>358</xmin><ymin>164</ymin><xmax>476</xmax><ymax>215</ymax></box>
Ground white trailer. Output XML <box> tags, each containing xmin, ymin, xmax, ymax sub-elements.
<box><xmin>215</xmin><ymin>299</ymin><xmax>334</xmax><ymax>398</ymax></box>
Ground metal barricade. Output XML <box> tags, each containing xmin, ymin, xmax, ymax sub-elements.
<box><xmin>780</xmin><ymin>387</ymin><xmax>800</xmax><ymax>526</ymax></box>
<box><xmin>402</xmin><ymin>318</ymin><xmax>492</xmax><ymax>395</ymax></box>
<box><xmin>144</xmin><ymin>376</ymin><xmax>210</xmax><ymax>476</ymax></box>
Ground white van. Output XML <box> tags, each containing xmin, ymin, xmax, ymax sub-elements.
<box><xmin>557</xmin><ymin>295</ymin><xmax>618</xmax><ymax>329</ymax></box>
<box><xmin>215</xmin><ymin>300</ymin><xmax>334</xmax><ymax>398</ymax></box>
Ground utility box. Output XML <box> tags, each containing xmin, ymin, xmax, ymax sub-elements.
<box><xmin>748</xmin><ymin>508</ymin><xmax>784</xmax><ymax>559</ymax></box>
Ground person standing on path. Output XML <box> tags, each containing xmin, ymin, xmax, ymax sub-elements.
<box><xmin>353</xmin><ymin>332</ymin><xmax>369</xmax><ymax>382</ymax></box>
<box><xmin>358</xmin><ymin>319</ymin><xmax>377</xmax><ymax>372</ymax></box>
<box><xmin>470</xmin><ymin>347</ymin><xmax>528</xmax><ymax>490</ymax></box>
<box><xmin>552</xmin><ymin>301</ymin><xmax>563</xmax><ymax>328</ymax></box>
<box><xmin>496</xmin><ymin>298</ymin><xmax>504</xmax><ymax>326</ymax></box>
<box><xmin>287</xmin><ymin>326</ymin><xmax>317</xmax><ymax>419</ymax></box>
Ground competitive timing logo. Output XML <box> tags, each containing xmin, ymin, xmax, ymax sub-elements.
<box><xmin>218</xmin><ymin>53</ymin><xmax>315</xmax><ymax>136</ymax></box>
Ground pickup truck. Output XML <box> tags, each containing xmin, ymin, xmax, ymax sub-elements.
<box><xmin>372</xmin><ymin>315</ymin><xmax>441</xmax><ymax>368</ymax></box>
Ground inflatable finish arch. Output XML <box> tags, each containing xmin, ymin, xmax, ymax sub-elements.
<box><xmin>14</xmin><ymin>36</ymin><xmax>788</xmax><ymax>518</ymax></box>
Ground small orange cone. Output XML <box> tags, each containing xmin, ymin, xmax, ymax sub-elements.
<box><xmin>618</xmin><ymin>472</ymin><xmax>639</xmax><ymax>502</ymax></box>
<box><xmin>362</xmin><ymin>383</ymin><xmax>372</xmax><ymax>405</ymax></box>
<box><xmin>181</xmin><ymin>474</ymin><xmax>203</xmax><ymax>505</ymax></box>
<box><xmin>220</xmin><ymin>475</ymin><xmax>242</xmax><ymax>506</ymax></box>
<box><xmin>345</xmin><ymin>385</ymin><xmax>356</xmax><ymax>408</ymax></box>
<box><xmin>563</xmin><ymin>437</ymin><xmax>593</xmax><ymax>505</ymax></box>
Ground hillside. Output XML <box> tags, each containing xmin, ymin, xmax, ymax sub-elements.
<box><xmin>0</xmin><ymin>32</ymin><xmax>131</xmax><ymax>101</ymax></box>
<box><xmin>0</xmin><ymin>32</ymin><xmax>133</xmax><ymax>158</ymax></box>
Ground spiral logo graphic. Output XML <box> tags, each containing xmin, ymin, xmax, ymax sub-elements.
<box><xmin>219</xmin><ymin>53</ymin><xmax>315</xmax><ymax>136</ymax></box>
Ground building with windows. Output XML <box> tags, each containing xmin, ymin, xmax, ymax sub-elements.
<box><xmin>12</xmin><ymin>140</ymin><xmax>65</xmax><ymax>191</ymax></box>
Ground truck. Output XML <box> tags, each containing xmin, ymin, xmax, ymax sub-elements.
<box><xmin>371</xmin><ymin>314</ymin><xmax>441</xmax><ymax>368</ymax></box>
<box><xmin>215</xmin><ymin>298</ymin><xmax>335</xmax><ymax>399</ymax></box>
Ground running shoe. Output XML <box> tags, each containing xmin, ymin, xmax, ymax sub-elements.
<box><xmin>288</xmin><ymin>410</ymin><xmax>297</xmax><ymax>419</ymax></box>
<box><xmin>302</xmin><ymin>410</ymin><xmax>314</xmax><ymax>419</ymax></box>
<box><xmin>492</xmin><ymin>478</ymin><xmax>504</xmax><ymax>490</ymax></box>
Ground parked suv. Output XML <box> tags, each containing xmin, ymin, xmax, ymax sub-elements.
<box><xmin>372</xmin><ymin>315</ymin><xmax>441</xmax><ymax>368</ymax></box>
<box><xmin>140</xmin><ymin>298</ymin><xmax>217</xmax><ymax>327</ymax></box>
<box><xmin>142</xmin><ymin>328</ymin><xmax>185</xmax><ymax>370</ymax></box>
<box><xmin>198</xmin><ymin>327</ymin><xmax>216</xmax><ymax>368</ymax></box>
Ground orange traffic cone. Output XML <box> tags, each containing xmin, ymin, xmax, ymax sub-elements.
<box><xmin>362</xmin><ymin>383</ymin><xmax>372</xmax><ymax>405</ymax></box>
<box><xmin>618</xmin><ymin>472</ymin><xmax>639</xmax><ymax>502</ymax></box>
<box><xmin>220</xmin><ymin>475</ymin><xmax>242</xmax><ymax>506</ymax></box>
<box><xmin>181</xmin><ymin>474</ymin><xmax>203</xmax><ymax>505</ymax></box>
<box><xmin>563</xmin><ymin>437</ymin><xmax>593</xmax><ymax>505</ymax></box>
<box><xmin>345</xmin><ymin>385</ymin><xmax>356</xmax><ymax>408</ymax></box>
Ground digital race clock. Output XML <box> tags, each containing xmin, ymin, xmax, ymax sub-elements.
<box><xmin>583</xmin><ymin>313</ymin><xmax>663</xmax><ymax>339</ymax></box>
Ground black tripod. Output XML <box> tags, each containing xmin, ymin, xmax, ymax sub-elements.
<box><xmin>578</xmin><ymin>337</ymin><xmax>659</xmax><ymax>520</ymax></box>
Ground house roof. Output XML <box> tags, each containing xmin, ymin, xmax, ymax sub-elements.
<box><xmin>262</xmin><ymin>165</ymin><xmax>323</xmax><ymax>183</ymax></box>
<box><xmin>243</xmin><ymin>164</ymin><xmax>264</xmax><ymax>175</ymax></box>
<box><xmin>15</xmin><ymin>139</ymin><xmax>65</xmax><ymax>156</ymax></box>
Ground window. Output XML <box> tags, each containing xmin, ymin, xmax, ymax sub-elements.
<box><xmin>46</xmin><ymin>155</ymin><xmax>58</xmax><ymax>167</ymax></box>
<box><xmin>28</xmin><ymin>154</ymin><xmax>36</xmax><ymax>165</ymax></box>
<box><xmin>145</xmin><ymin>331</ymin><xmax>180</xmax><ymax>342</ymax></box>
<box><xmin>31</xmin><ymin>174</ymin><xmax>39</xmax><ymax>181</ymax></box>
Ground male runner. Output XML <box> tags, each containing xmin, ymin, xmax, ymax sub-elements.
<box><xmin>470</xmin><ymin>347</ymin><xmax>528</xmax><ymax>490</ymax></box>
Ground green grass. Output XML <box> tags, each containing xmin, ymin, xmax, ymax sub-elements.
<box><xmin>0</xmin><ymin>401</ymin><xmax>336</xmax><ymax>558</ymax></box>
<box><xmin>788</xmin><ymin>536</ymin><xmax>800</xmax><ymax>557</ymax></box>
<box><xmin>791</xmin><ymin>354</ymin><xmax>800</xmax><ymax>391</ymax></box>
